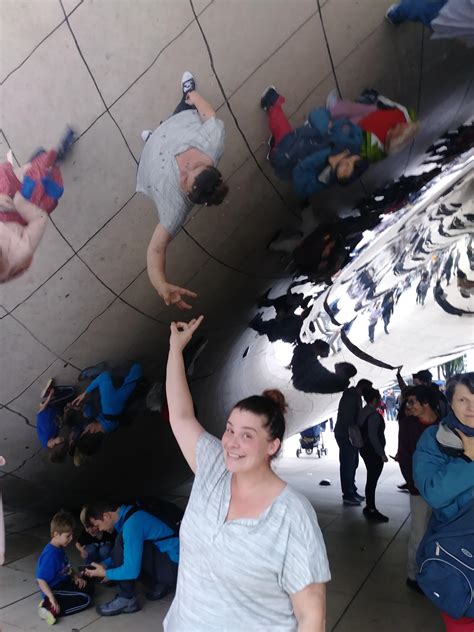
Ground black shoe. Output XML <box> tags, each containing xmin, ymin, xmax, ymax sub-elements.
<box><xmin>363</xmin><ymin>507</ymin><xmax>389</xmax><ymax>522</ymax></box>
<box><xmin>146</xmin><ymin>583</ymin><xmax>172</xmax><ymax>601</ymax></box>
<box><xmin>406</xmin><ymin>578</ymin><xmax>424</xmax><ymax>595</ymax></box>
<box><xmin>397</xmin><ymin>482</ymin><xmax>410</xmax><ymax>492</ymax></box>
<box><xmin>343</xmin><ymin>495</ymin><xmax>362</xmax><ymax>506</ymax></box>
<box><xmin>353</xmin><ymin>492</ymin><xmax>365</xmax><ymax>502</ymax></box>
<box><xmin>260</xmin><ymin>86</ymin><xmax>279</xmax><ymax>111</ymax></box>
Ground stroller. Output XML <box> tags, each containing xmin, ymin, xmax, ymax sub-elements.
<box><xmin>296</xmin><ymin>423</ymin><xmax>328</xmax><ymax>458</ymax></box>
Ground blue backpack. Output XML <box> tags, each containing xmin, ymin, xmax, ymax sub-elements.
<box><xmin>416</xmin><ymin>500</ymin><xmax>474</xmax><ymax>619</ymax></box>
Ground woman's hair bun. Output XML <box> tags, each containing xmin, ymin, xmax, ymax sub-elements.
<box><xmin>262</xmin><ymin>389</ymin><xmax>288</xmax><ymax>413</ymax></box>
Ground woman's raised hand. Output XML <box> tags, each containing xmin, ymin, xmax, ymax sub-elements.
<box><xmin>170</xmin><ymin>316</ymin><xmax>204</xmax><ymax>353</ymax></box>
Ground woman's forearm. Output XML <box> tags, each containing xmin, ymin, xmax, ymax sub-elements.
<box><xmin>166</xmin><ymin>345</ymin><xmax>195</xmax><ymax>419</ymax></box>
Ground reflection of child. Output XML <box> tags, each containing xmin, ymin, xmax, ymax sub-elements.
<box><xmin>36</xmin><ymin>383</ymin><xmax>76</xmax><ymax>463</ymax></box>
<box><xmin>76</xmin><ymin>506</ymin><xmax>115</xmax><ymax>565</ymax></box>
<box><xmin>36</xmin><ymin>511</ymin><xmax>94</xmax><ymax>625</ymax></box>
<box><xmin>0</xmin><ymin>129</ymin><xmax>74</xmax><ymax>283</ymax></box>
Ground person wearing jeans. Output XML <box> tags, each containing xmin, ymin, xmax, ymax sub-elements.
<box><xmin>334</xmin><ymin>378</ymin><xmax>373</xmax><ymax>505</ymax></box>
<box><xmin>397</xmin><ymin>386</ymin><xmax>440</xmax><ymax>592</ymax></box>
<box><xmin>358</xmin><ymin>389</ymin><xmax>389</xmax><ymax>522</ymax></box>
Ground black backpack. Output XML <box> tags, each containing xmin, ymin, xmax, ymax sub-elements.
<box><xmin>122</xmin><ymin>497</ymin><xmax>184</xmax><ymax>542</ymax></box>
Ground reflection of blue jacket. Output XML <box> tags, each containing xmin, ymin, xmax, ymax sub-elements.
<box><xmin>413</xmin><ymin>424</ymin><xmax>474</xmax><ymax>522</ymax></box>
<box><xmin>104</xmin><ymin>505</ymin><xmax>179</xmax><ymax>581</ymax></box>
<box><xmin>270</xmin><ymin>108</ymin><xmax>363</xmax><ymax>197</ymax></box>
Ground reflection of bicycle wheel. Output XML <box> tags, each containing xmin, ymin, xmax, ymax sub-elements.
<box><xmin>296</xmin><ymin>448</ymin><xmax>301</xmax><ymax>458</ymax></box>
<box><xmin>305</xmin><ymin>448</ymin><xmax>313</xmax><ymax>455</ymax></box>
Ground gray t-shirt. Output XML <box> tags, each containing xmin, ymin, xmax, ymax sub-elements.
<box><xmin>164</xmin><ymin>432</ymin><xmax>330</xmax><ymax>632</ymax></box>
<box><xmin>136</xmin><ymin>110</ymin><xmax>225</xmax><ymax>236</ymax></box>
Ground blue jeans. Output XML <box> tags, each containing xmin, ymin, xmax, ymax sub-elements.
<box><xmin>85</xmin><ymin>364</ymin><xmax>142</xmax><ymax>416</ymax></box>
<box><xmin>83</xmin><ymin>542</ymin><xmax>113</xmax><ymax>565</ymax></box>
<box><xmin>389</xmin><ymin>0</ymin><xmax>448</xmax><ymax>26</ymax></box>
<box><xmin>335</xmin><ymin>435</ymin><xmax>360</xmax><ymax>497</ymax></box>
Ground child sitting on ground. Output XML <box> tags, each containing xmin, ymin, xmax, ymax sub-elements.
<box><xmin>36</xmin><ymin>510</ymin><xmax>94</xmax><ymax>625</ymax></box>
<box><xmin>0</xmin><ymin>129</ymin><xmax>75</xmax><ymax>283</ymax></box>
<box><xmin>76</xmin><ymin>505</ymin><xmax>115</xmax><ymax>565</ymax></box>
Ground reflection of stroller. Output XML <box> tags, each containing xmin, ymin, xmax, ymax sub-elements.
<box><xmin>296</xmin><ymin>423</ymin><xmax>328</xmax><ymax>458</ymax></box>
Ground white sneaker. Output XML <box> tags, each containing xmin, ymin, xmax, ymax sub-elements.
<box><xmin>141</xmin><ymin>130</ymin><xmax>152</xmax><ymax>143</ymax></box>
<box><xmin>326</xmin><ymin>88</ymin><xmax>339</xmax><ymax>110</ymax></box>
<box><xmin>181</xmin><ymin>71</ymin><xmax>196</xmax><ymax>95</ymax></box>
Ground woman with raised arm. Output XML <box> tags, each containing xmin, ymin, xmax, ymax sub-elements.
<box><xmin>164</xmin><ymin>317</ymin><xmax>330</xmax><ymax>632</ymax></box>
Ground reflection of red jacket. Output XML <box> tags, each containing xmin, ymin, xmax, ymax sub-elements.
<box><xmin>398</xmin><ymin>415</ymin><xmax>438</xmax><ymax>494</ymax></box>
<box><xmin>359</xmin><ymin>108</ymin><xmax>406</xmax><ymax>145</ymax></box>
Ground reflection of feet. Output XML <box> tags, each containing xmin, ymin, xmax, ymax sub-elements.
<box><xmin>353</xmin><ymin>492</ymin><xmax>365</xmax><ymax>502</ymax></box>
<box><xmin>96</xmin><ymin>594</ymin><xmax>141</xmax><ymax>616</ymax></box>
<box><xmin>0</xmin><ymin>456</ymin><xmax>5</xmax><ymax>466</ymax></box>
<box><xmin>260</xmin><ymin>86</ymin><xmax>280</xmax><ymax>111</ymax></box>
<box><xmin>342</xmin><ymin>495</ymin><xmax>361</xmax><ymax>506</ymax></box>
<box><xmin>141</xmin><ymin>130</ymin><xmax>152</xmax><ymax>143</ymax></box>
<box><xmin>146</xmin><ymin>382</ymin><xmax>164</xmax><ymax>412</ymax></box>
<box><xmin>181</xmin><ymin>70</ymin><xmax>196</xmax><ymax>95</ymax></box>
<box><xmin>326</xmin><ymin>88</ymin><xmax>339</xmax><ymax>110</ymax></box>
<box><xmin>183</xmin><ymin>336</ymin><xmax>208</xmax><ymax>377</ymax></box>
<box><xmin>78</xmin><ymin>362</ymin><xmax>108</xmax><ymax>382</ymax></box>
<box><xmin>385</xmin><ymin>4</ymin><xmax>400</xmax><ymax>25</ymax></box>
<box><xmin>363</xmin><ymin>507</ymin><xmax>389</xmax><ymax>522</ymax></box>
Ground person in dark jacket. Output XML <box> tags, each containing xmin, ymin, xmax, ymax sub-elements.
<box><xmin>334</xmin><ymin>378</ymin><xmax>373</xmax><ymax>506</ymax></box>
<box><xmin>397</xmin><ymin>386</ymin><xmax>440</xmax><ymax>593</ymax></box>
<box><xmin>414</xmin><ymin>373</ymin><xmax>474</xmax><ymax>632</ymax></box>
<box><xmin>358</xmin><ymin>388</ymin><xmax>389</xmax><ymax>522</ymax></box>
<box><xmin>290</xmin><ymin>341</ymin><xmax>357</xmax><ymax>395</ymax></box>
<box><xmin>260</xmin><ymin>87</ymin><xmax>368</xmax><ymax>198</ymax></box>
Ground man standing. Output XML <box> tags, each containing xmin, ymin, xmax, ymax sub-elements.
<box><xmin>334</xmin><ymin>378</ymin><xmax>373</xmax><ymax>505</ymax></box>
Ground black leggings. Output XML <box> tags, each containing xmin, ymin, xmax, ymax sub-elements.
<box><xmin>359</xmin><ymin>445</ymin><xmax>384</xmax><ymax>509</ymax></box>
<box><xmin>44</xmin><ymin>577</ymin><xmax>94</xmax><ymax>617</ymax></box>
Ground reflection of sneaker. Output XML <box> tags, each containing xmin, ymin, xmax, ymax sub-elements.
<box><xmin>266</xmin><ymin>135</ymin><xmax>275</xmax><ymax>160</ymax></box>
<box><xmin>38</xmin><ymin>599</ymin><xmax>57</xmax><ymax>625</ymax></box>
<box><xmin>146</xmin><ymin>382</ymin><xmax>164</xmax><ymax>412</ymax></box>
<box><xmin>78</xmin><ymin>361</ymin><xmax>108</xmax><ymax>382</ymax></box>
<box><xmin>326</xmin><ymin>89</ymin><xmax>339</xmax><ymax>111</ymax></box>
<box><xmin>260</xmin><ymin>86</ymin><xmax>279</xmax><ymax>111</ymax></box>
<box><xmin>342</xmin><ymin>495</ymin><xmax>361</xmax><ymax>506</ymax></box>
<box><xmin>181</xmin><ymin>70</ymin><xmax>195</xmax><ymax>95</ymax></box>
<box><xmin>385</xmin><ymin>4</ymin><xmax>400</xmax><ymax>25</ymax></box>
<box><xmin>363</xmin><ymin>507</ymin><xmax>389</xmax><ymax>522</ymax></box>
<box><xmin>141</xmin><ymin>130</ymin><xmax>152</xmax><ymax>143</ymax></box>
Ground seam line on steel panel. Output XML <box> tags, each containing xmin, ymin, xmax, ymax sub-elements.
<box><xmin>0</xmin><ymin>0</ymin><xmax>85</xmax><ymax>86</ymax></box>
<box><xmin>189</xmin><ymin>0</ymin><xmax>299</xmax><ymax>219</ymax></box>
<box><xmin>58</xmin><ymin>0</ymin><xmax>138</xmax><ymax>165</ymax></box>
<box><xmin>403</xmin><ymin>26</ymin><xmax>425</xmax><ymax>175</ymax></box>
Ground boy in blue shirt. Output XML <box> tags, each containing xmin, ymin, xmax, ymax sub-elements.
<box><xmin>36</xmin><ymin>383</ymin><xmax>76</xmax><ymax>463</ymax></box>
<box><xmin>36</xmin><ymin>510</ymin><xmax>94</xmax><ymax>624</ymax></box>
<box><xmin>84</xmin><ymin>501</ymin><xmax>179</xmax><ymax>616</ymax></box>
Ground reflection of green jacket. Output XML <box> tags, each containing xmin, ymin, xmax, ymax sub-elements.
<box><xmin>360</xmin><ymin>96</ymin><xmax>417</xmax><ymax>163</ymax></box>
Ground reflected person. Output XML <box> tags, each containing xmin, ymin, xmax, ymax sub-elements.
<box><xmin>137</xmin><ymin>72</ymin><xmax>228</xmax><ymax>310</ymax></box>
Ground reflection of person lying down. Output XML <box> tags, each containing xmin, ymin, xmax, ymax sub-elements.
<box><xmin>0</xmin><ymin>129</ymin><xmax>75</xmax><ymax>283</ymax></box>
<box><xmin>137</xmin><ymin>71</ymin><xmax>228</xmax><ymax>310</ymax></box>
